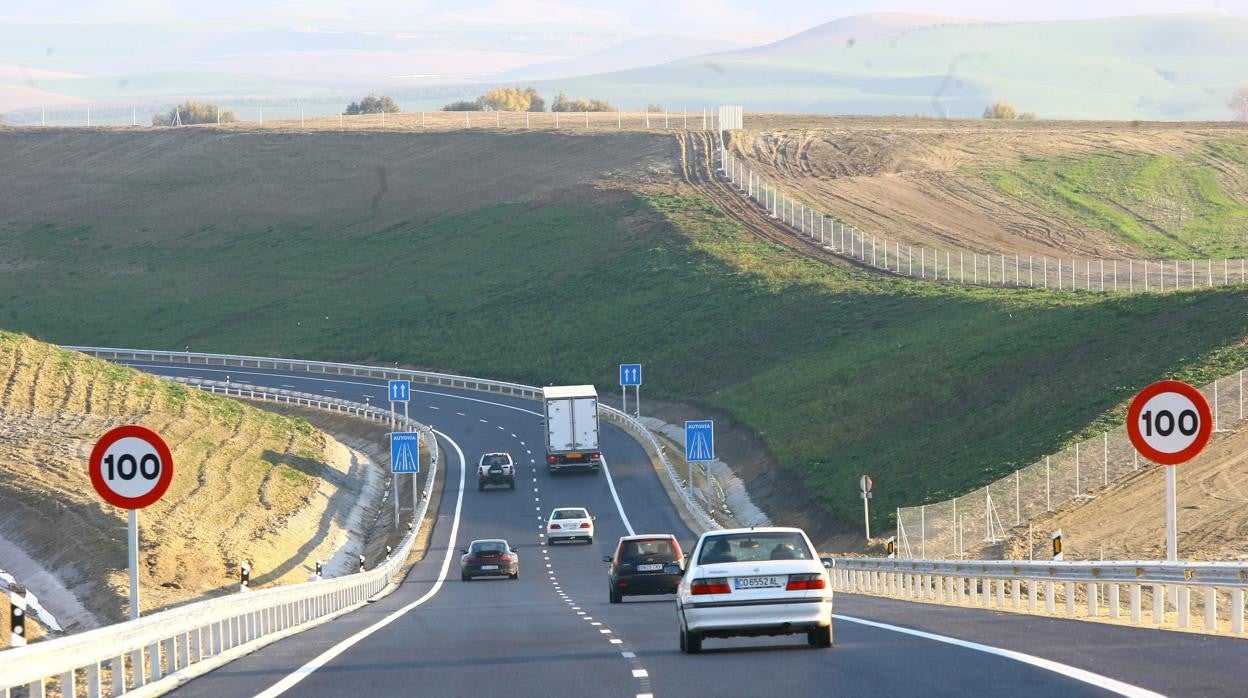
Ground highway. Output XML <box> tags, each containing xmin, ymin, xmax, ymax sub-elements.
<box><xmin>117</xmin><ymin>361</ymin><xmax>1248</xmax><ymax>697</ymax></box>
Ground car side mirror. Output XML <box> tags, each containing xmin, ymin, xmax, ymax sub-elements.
<box><xmin>683</xmin><ymin>552</ymin><xmax>690</xmax><ymax>559</ymax></box>
<box><xmin>460</xmin><ymin>549</ymin><xmax>468</xmax><ymax>554</ymax></box>
<box><xmin>821</xmin><ymin>557</ymin><xmax>833</xmax><ymax>569</ymax></box>
<box><xmin>591</xmin><ymin>516</ymin><xmax>597</xmax><ymax>521</ymax></box>
<box><xmin>602</xmin><ymin>555</ymin><xmax>612</xmax><ymax>563</ymax></box>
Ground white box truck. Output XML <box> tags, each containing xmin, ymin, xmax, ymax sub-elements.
<box><xmin>542</xmin><ymin>385</ymin><xmax>601</xmax><ymax>473</ymax></box>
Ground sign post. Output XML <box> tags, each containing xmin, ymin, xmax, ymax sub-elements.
<box><xmin>619</xmin><ymin>364</ymin><xmax>642</xmax><ymax>417</ymax></box>
<box><xmin>89</xmin><ymin>425</ymin><xmax>175</xmax><ymax>620</ymax></box>
<box><xmin>684</xmin><ymin>420</ymin><xmax>714</xmax><ymax>504</ymax></box>
<box><xmin>1125</xmin><ymin>380</ymin><xmax>1212</xmax><ymax>562</ymax></box>
<box><xmin>859</xmin><ymin>475</ymin><xmax>874</xmax><ymax>541</ymax></box>
<box><xmin>391</xmin><ymin>431</ymin><xmax>420</xmax><ymax>528</ymax></box>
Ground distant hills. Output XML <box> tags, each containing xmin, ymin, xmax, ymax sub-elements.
<box><xmin>525</xmin><ymin>12</ymin><xmax>1248</xmax><ymax>120</ymax></box>
<box><xmin>3</xmin><ymin>13</ymin><xmax>1247</xmax><ymax>121</ymax></box>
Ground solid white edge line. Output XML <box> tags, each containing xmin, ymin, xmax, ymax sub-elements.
<box><xmin>599</xmin><ymin>454</ymin><xmax>634</xmax><ymax>536</ymax></box>
<box><xmin>832</xmin><ymin>615</ymin><xmax>1166</xmax><ymax>698</ymax></box>
<box><xmin>254</xmin><ymin>430</ymin><xmax>467</xmax><ymax>698</ymax></box>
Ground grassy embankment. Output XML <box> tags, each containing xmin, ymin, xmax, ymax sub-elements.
<box><xmin>0</xmin><ymin>331</ymin><xmax>343</xmax><ymax>632</ymax></box>
<box><xmin>3</xmin><ymin>180</ymin><xmax>1246</xmax><ymax>532</ymax></box>
<box><xmin>981</xmin><ymin>138</ymin><xmax>1248</xmax><ymax>258</ymax></box>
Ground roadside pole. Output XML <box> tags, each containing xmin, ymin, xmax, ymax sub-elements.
<box><xmin>860</xmin><ymin>475</ymin><xmax>874</xmax><ymax>542</ymax></box>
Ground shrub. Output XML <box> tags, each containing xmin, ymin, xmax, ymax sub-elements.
<box><xmin>345</xmin><ymin>94</ymin><xmax>400</xmax><ymax>115</ymax></box>
<box><xmin>551</xmin><ymin>91</ymin><xmax>615</xmax><ymax>112</ymax></box>
<box><xmin>442</xmin><ymin>100</ymin><xmax>484</xmax><ymax>111</ymax></box>
<box><xmin>646</xmin><ymin>103</ymin><xmax>666</xmax><ymax>113</ymax></box>
<box><xmin>1230</xmin><ymin>86</ymin><xmax>1248</xmax><ymax>122</ymax></box>
<box><xmin>983</xmin><ymin>100</ymin><xmax>1017</xmax><ymax>119</ymax></box>
<box><xmin>152</xmin><ymin>100</ymin><xmax>236</xmax><ymax>126</ymax></box>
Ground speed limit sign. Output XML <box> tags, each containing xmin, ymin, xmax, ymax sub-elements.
<box><xmin>1126</xmin><ymin>380</ymin><xmax>1212</xmax><ymax>465</ymax></box>
<box><xmin>89</xmin><ymin>425</ymin><xmax>174</xmax><ymax>509</ymax></box>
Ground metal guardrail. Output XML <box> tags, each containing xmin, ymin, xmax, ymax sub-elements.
<box><xmin>832</xmin><ymin>557</ymin><xmax>1248</xmax><ymax>634</ymax></box>
<box><xmin>66</xmin><ymin>346</ymin><xmax>721</xmax><ymax>533</ymax></box>
<box><xmin>0</xmin><ymin>381</ymin><xmax>439</xmax><ymax>697</ymax></box>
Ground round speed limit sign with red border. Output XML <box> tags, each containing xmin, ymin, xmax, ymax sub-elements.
<box><xmin>89</xmin><ymin>425</ymin><xmax>174</xmax><ymax>509</ymax></box>
<box><xmin>1126</xmin><ymin>380</ymin><xmax>1212</xmax><ymax>466</ymax></box>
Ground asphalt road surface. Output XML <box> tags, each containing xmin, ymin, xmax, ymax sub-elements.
<box><xmin>118</xmin><ymin>360</ymin><xmax>1248</xmax><ymax>697</ymax></box>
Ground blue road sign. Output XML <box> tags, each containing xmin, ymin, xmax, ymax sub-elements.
<box><xmin>685</xmin><ymin>420</ymin><xmax>714</xmax><ymax>462</ymax></box>
<box><xmin>390</xmin><ymin>432</ymin><xmax>421</xmax><ymax>473</ymax></box>
<box><xmin>619</xmin><ymin>364</ymin><xmax>642</xmax><ymax>387</ymax></box>
<box><xmin>388</xmin><ymin>379</ymin><xmax>411</xmax><ymax>403</ymax></box>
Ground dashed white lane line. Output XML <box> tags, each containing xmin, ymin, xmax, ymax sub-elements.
<box><xmin>621</xmin><ymin>651</ymin><xmax>636</xmax><ymax>659</ymax></box>
<box><xmin>610</xmin><ymin>639</ymin><xmax>623</xmax><ymax>645</ymax></box>
<box><xmin>428</xmin><ymin>406</ymin><xmax>439</xmax><ymax>410</ymax></box>
<box><xmin>497</xmin><ymin>425</ymin><xmax>505</xmax><ymax>430</ymax></box>
<box><xmin>632</xmin><ymin>670</ymin><xmax>648</xmax><ymax>678</ymax></box>
<box><xmin>478</xmin><ymin>418</ymin><xmax>488</xmax><ymax>423</ymax></box>
<box><xmin>455</xmin><ymin>412</ymin><xmax>466</xmax><ymax>416</ymax></box>
<box><xmin>600</xmin><ymin>629</ymin><xmax>612</xmax><ymax>634</ymax></box>
<box><xmin>510</xmin><ymin>432</ymin><xmax>517</xmax><ymax>437</ymax></box>
<box><xmin>520</xmin><ymin>441</ymin><xmax>526</xmax><ymax>446</ymax></box>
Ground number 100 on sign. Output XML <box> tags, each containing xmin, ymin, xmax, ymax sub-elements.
<box><xmin>1126</xmin><ymin>380</ymin><xmax>1212</xmax><ymax>466</ymax></box>
<box><xmin>89</xmin><ymin>425</ymin><xmax>175</xmax><ymax>509</ymax></box>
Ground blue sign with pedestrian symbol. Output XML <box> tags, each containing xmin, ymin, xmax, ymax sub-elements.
<box><xmin>619</xmin><ymin>364</ymin><xmax>642</xmax><ymax>387</ymax></box>
<box><xmin>388</xmin><ymin>379</ymin><xmax>411</xmax><ymax>403</ymax></box>
<box><xmin>390</xmin><ymin>432</ymin><xmax>420</xmax><ymax>473</ymax></box>
<box><xmin>685</xmin><ymin>420</ymin><xmax>714</xmax><ymax>462</ymax></box>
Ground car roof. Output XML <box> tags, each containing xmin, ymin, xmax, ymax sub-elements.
<box><xmin>550</xmin><ymin>507</ymin><xmax>589</xmax><ymax>513</ymax></box>
<box><xmin>468</xmin><ymin>538</ymin><xmax>510</xmax><ymax>545</ymax></box>
<box><xmin>617</xmin><ymin>534</ymin><xmax>677</xmax><ymax>542</ymax></box>
<box><xmin>699</xmin><ymin>527</ymin><xmax>807</xmax><ymax>537</ymax></box>
<box><xmin>480</xmin><ymin>452</ymin><xmax>511</xmax><ymax>458</ymax></box>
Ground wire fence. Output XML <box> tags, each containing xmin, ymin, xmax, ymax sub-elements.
<box><xmin>3</xmin><ymin>103</ymin><xmax>732</xmax><ymax>132</ymax></box>
<box><xmin>715</xmin><ymin>139</ymin><xmax>1248</xmax><ymax>293</ymax></box>
<box><xmin>896</xmin><ymin>369</ymin><xmax>1247</xmax><ymax>560</ymax></box>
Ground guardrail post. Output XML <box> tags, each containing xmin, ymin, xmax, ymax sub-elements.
<box><xmin>1012</xmin><ymin>579</ymin><xmax>1021</xmax><ymax>608</ymax></box>
<box><xmin>86</xmin><ymin>662</ymin><xmax>101</xmax><ymax>698</ymax></box>
<box><xmin>1065</xmin><ymin>582</ymin><xmax>1076</xmax><ymax>616</ymax></box>
<box><xmin>1027</xmin><ymin>580</ymin><xmax>1037</xmax><ymax>611</ymax></box>
<box><xmin>1204</xmin><ymin>589</ymin><xmax>1217</xmax><ymax>631</ymax></box>
<box><xmin>1087</xmin><ymin>583</ymin><xmax>1099</xmax><ymax>617</ymax></box>
<box><xmin>1178</xmin><ymin>587</ymin><xmax>1191</xmax><ymax>628</ymax></box>
<box><xmin>1152</xmin><ymin>584</ymin><xmax>1165</xmax><ymax>625</ymax></box>
<box><xmin>995</xmin><ymin>579</ymin><xmax>1005</xmax><ymax>607</ymax></box>
<box><xmin>130</xmin><ymin>647</ymin><xmax>146</xmax><ymax>688</ymax></box>
<box><xmin>149</xmin><ymin>640</ymin><xmax>162</xmax><ymax>682</ymax></box>
<box><xmin>1233</xmin><ymin>588</ymin><xmax>1245</xmax><ymax>633</ymax></box>
<box><xmin>1045</xmin><ymin>581</ymin><xmax>1055</xmax><ymax>613</ymax></box>
<box><xmin>1130</xmin><ymin>584</ymin><xmax>1142</xmax><ymax>623</ymax></box>
<box><xmin>1108</xmin><ymin>584</ymin><xmax>1120</xmax><ymax>619</ymax></box>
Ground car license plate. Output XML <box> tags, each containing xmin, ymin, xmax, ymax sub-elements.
<box><xmin>481</xmin><ymin>565</ymin><xmax>498</xmax><ymax>570</ymax></box>
<box><xmin>636</xmin><ymin>563</ymin><xmax>664</xmax><ymax>572</ymax></box>
<box><xmin>567</xmin><ymin>452</ymin><xmax>582</xmax><ymax>459</ymax></box>
<box><xmin>734</xmin><ymin>576</ymin><xmax>782</xmax><ymax>589</ymax></box>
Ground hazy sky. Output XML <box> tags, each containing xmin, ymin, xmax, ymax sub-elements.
<box><xmin>4</xmin><ymin>0</ymin><xmax>1246</xmax><ymax>43</ymax></box>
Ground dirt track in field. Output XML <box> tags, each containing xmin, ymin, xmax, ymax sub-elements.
<box><xmin>722</xmin><ymin>117</ymin><xmax>1248</xmax><ymax>259</ymax></box>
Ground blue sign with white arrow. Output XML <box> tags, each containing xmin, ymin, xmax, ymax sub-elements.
<box><xmin>390</xmin><ymin>432</ymin><xmax>421</xmax><ymax>473</ymax></box>
<box><xmin>685</xmin><ymin>420</ymin><xmax>714</xmax><ymax>462</ymax></box>
<box><xmin>619</xmin><ymin>364</ymin><xmax>642</xmax><ymax>387</ymax></box>
<box><xmin>388</xmin><ymin>379</ymin><xmax>411</xmax><ymax>403</ymax></box>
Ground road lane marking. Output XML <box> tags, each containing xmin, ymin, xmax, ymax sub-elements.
<box><xmin>255</xmin><ymin>430</ymin><xmax>467</xmax><ymax>698</ymax></box>
<box><xmin>631</xmin><ymin>669</ymin><xmax>647</xmax><ymax>678</ymax></box>
<box><xmin>599</xmin><ymin>454</ymin><xmax>634</xmax><ymax>536</ymax></box>
<box><xmin>621</xmin><ymin>651</ymin><xmax>635</xmax><ymax>659</ymax></box>
<box><xmin>833</xmin><ymin>615</ymin><xmax>1165</xmax><ymax>698</ymax></box>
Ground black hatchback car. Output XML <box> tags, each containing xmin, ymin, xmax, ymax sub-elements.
<box><xmin>461</xmin><ymin>539</ymin><xmax>519</xmax><ymax>581</ymax></box>
<box><xmin>604</xmin><ymin>534</ymin><xmax>684</xmax><ymax>603</ymax></box>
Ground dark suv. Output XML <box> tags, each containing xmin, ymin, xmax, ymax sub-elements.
<box><xmin>604</xmin><ymin>534</ymin><xmax>684</xmax><ymax>603</ymax></box>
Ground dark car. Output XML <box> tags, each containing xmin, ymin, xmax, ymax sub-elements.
<box><xmin>605</xmin><ymin>534</ymin><xmax>684</xmax><ymax>603</ymax></box>
<box><xmin>461</xmin><ymin>539</ymin><xmax>519</xmax><ymax>581</ymax></box>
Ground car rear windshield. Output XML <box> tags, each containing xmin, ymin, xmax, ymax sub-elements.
<box><xmin>553</xmin><ymin>509</ymin><xmax>588</xmax><ymax>520</ymax></box>
<box><xmin>697</xmin><ymin>532</ymin><xmax>811</xmax><ymax>564</ymax></box>
<box><xmin>482</xmin><ymin>455</ymin><xmax>510</xmax><ymax>466</ymax></box>
<box><xmin>471</xmin><ymin>541</ymin><xmax>508</xmax><ymax>555</ymax></box>
<box><xmin>619</xmin><ymin>538</ymin><xmax>677</xmax><ymax>561</ymax></box>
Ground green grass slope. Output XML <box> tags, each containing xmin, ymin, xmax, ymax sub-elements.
<box><xmin>980</xmin><ymin>138</ymin><xmax>1248</xmax><ymax>258</ymax></box>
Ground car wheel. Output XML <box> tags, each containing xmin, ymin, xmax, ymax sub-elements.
<box><xmin>586</xmin><ymin>536</ymin><xmax>594</xmax><ymax>544</ymax></box>
<box><xmin>509</xmin><ymin>572</ymin><xmax>519</xmax><ymax>580</ymax></box>
<box><xmin>808</xmin><ymin>624</ymin><xmax>832</xmax><ymax>648</ymax></box>
<box><xmin>681</xmin><ymin>627</ymin><xmax>702</xmax><ymax>654</ymax></box>
<box><xmin>509</xmin><ymin>481</ymin><xmax>515</xmax><ymax>490</ymax></box>
<box><xmin>477</xmin><ymin>482</ymin><xmax>485</xmax><ymax>491</ymax></box>
<box><xmin>461</xmin><ymin>572</ymin><xmax>470</xmax><ymax>581</ymax></box>
<box><xmin>609</xmin><ymin>584</ymin><xmax>622</xmax><ymax>604</ymax></box>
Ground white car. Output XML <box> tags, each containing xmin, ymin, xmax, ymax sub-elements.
<box><xmin>676</xmin><ymin>527</ymin><xmax>833</xmax><ymax>653</ymax></box>
<box><xmin>546</xmin><ymin>507</ymin><xmax>595</xmax><ymax>544</ymax></box>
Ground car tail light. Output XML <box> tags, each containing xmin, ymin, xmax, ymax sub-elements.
<box><xmin>592</xmin><ymin>452</ymin><xmax>600</xmax><ymax>460</ymax></box>
<box><xmin>619</xmin><ymin>580</ymin><xmax>629</xmax><ymax>588</ymax></box>
<box><xmin>547</xmin><ymin>455</ymin><xmax>557</xmax><ymax>464</ymax></box>
<box><xmin>549</xmin><ymin>523</ymin><xmax>561</xmax><ymax>530</ymax></box>
<box><xmin>501</xmin><ymin>554</ymin><xmax>516</xmax><ymax>562</ymax></box>
<box><xmin>691</xmin><ymin>578</ymin><xmax>730</xmax><ymax>595</ymax></box>
<box><xmin>786</xmin><ymin>574</ymin><xmax>826</xmax><ymax>591</ymax></box>
<box><xmin>579</xmin><ymin>522</ymin><xmax>591</xmax><ymax>529</ymax></box>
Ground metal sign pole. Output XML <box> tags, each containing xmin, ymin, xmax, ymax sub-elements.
<box><xmin>1165</xmin><ymin>466</ymin><xmax>1177</xmax><ymax>561</ymax></box>
<box><xmin>129</xmin><ymin>509</ymin><xmax>140</xmax><ymax>619</ymax></box>
<box><xmin>863</xmin><ymin>492</ymin><xmax>871</xmax><ymax>541</ymax></box>
<box><xmin>636</xmin><ymin>386</ymin><xmax>641</xmax><ymax>418</ymax></box>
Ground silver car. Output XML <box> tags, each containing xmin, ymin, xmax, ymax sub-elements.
<box><xmin>676</xmin><ymin>527</ymin><xmax>833</xmax><ymax>653</ymax></box>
